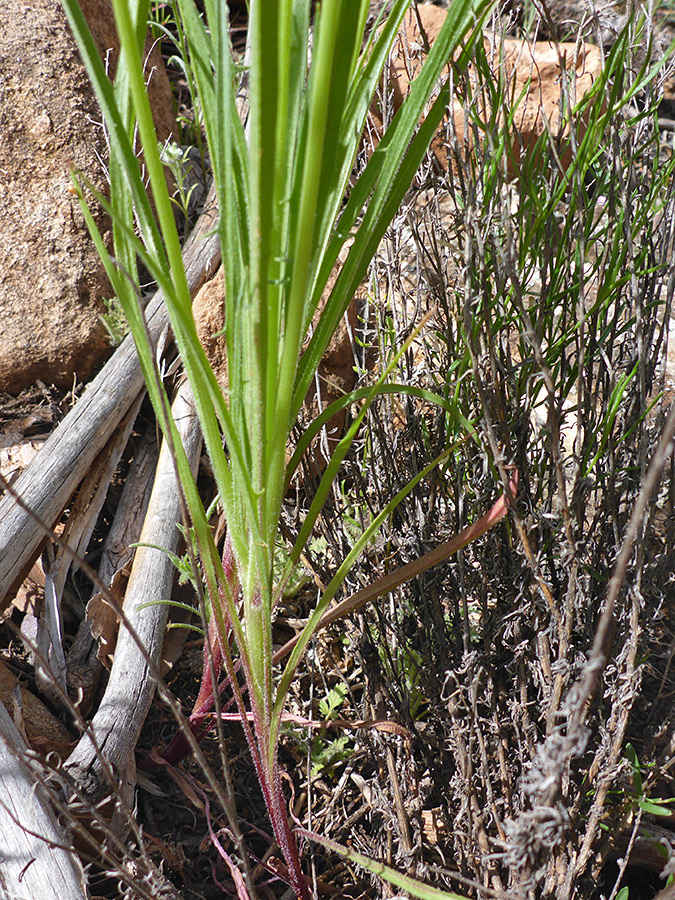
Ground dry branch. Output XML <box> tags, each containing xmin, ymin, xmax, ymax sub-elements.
<box><xmin>67</xmin><ymin>423</ymin><xmax>160</xmax><ymax>715</ymax></box>
<box><xmin>64</xmin><ymin>378</ymin><xmax>202</xmax><ymax>806</ymax></box>
<box><xmin>0</xmin><ymin>698</ymin><xmax>87</xmax><ymax>900</ymax></box>
<box><xmin>37</xmin><ymin>393</ymin><xmax>144</xmax><ymax>703</ymax></box>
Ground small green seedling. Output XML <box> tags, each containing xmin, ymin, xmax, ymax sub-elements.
<box><xmin>625</xmin><ymin>742</ymin><xmax>675</xmax><ymax>817</ymax></box>
<box><xmin>159</xmin><ymin>140</ymin><xmax>202</xmax><ymax>237</ymax></box>
<box><xmin>311</xmin><ymin>684</ymin><xmax>354</xmax><ymax>779</ymax></box>
<box><xmin>100</xmin><ymin>297</ymin><xmax>130</xmax><ymax>346</ymax></box>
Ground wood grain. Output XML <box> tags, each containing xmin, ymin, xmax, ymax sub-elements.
<box><xmin>0</xmin><ymin>698</ymin><xmax>87</xmax><ymax>900</ymax></box>
<box><xmin>63</xmin><ymin>378</ymin><xmax>202</xmax><ymax>806</ymax></box>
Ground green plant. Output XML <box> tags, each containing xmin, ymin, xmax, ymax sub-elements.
<box><xmin>60</xmin><ymin>0</ymin><xmax>501</xmax><ymax>896</ymax></box>
<box><xmin>100</xmin><ymin>296</ymin><xmax>130</xmax><ymax>346</ymax></box>
<box><xmin>391</xmin><ymin>15</ymin><xmax>675</xmax><ymax>893</ymax></box>
<box><xmin>148</xmin><ymin>0</ymin><xmax>174</xmax><ymax>43</ymax></box>
<box><xmin>625</xmin><ymin>742</ymin><xmax>675</xmax><ymax>818</ymax></box>
<box><xmin>159</xmin><ymin>139</ymin><xmax>201</xmax><ymax>236</ymax></box>
<box><xmin>309</xmin><ymin>683</ymin><xmax>354</xmax><ymax>778</ymax></box>
<box><xmin>148</xmin><ymin>0</ymin><xmax>207</xmax><ymax>153</ymax></box>
<box><xmin>318</xmin><ymin>683</ymin><xmax>349</xmax><ymax>720</ymax></box>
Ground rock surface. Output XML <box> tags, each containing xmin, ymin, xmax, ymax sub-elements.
<box><xmin>0</xmin><ymin>0</ymin><xmax>175</xmax><ymax>395</ymax></box>
<box><xmin>82</xmin><ymin>0</ymin><xmax>177</xmax><ymax>146</ymax></box>
<box><xmin>379</xmin><ymin>4</ymin><xmax>604</xmax><ymax>175</ymax></box>
<box><xmin>193</xmin><ymin>268</ymin><xmax>228</xmax><ymax>393</ymax></box>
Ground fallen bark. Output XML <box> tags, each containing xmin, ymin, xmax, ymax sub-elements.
<box><xmin>0</xmin><ymin>183</ymin><xmax>219</xmax><ymax>608</ymax></box>
<box><xmin>64</xmin><ymin>378</ymin><xmax>202</xmax><ymax>809</ymax></box>
<box><xmin>37</xmin><ymin>393</ymin><xmax>144</xmax><ymax>704</ymax></box>
<box><xmin>0</xmin><ymin>698</ymin><xmax>88</xmax><ymax>900</ymax></box>
<box><xmin>66</xmin><ymin>422</ymin><xmax>159</xmax><ymax>716</ymax></box>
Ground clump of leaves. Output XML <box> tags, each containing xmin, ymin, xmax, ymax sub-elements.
<box><xmin>61</xmin><ymin>0</ymin><xmax>499</xmax><ymax>896</ymax></box>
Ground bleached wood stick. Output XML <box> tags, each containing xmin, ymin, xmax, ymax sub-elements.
<box><xmin>66</xmin><ymin>425</ymin><xmax>160</xmax><ymax>716</ymax></box>
<box><xmin>64</xmin><ymin>378</ymin><xmax>202</xmax><ymax>806</ymax></box>
<box><xmin>0</xmin><ymin>698</ymin><xmax>88</xmax><ymax>900</ymax></box>
<box><xmin>37</xmin><ymin>393</ymin><xmax>145</xmax><ymax>703</ymax></box>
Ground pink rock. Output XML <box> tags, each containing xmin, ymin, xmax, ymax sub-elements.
<box><xmin>0</xmin><ymin>0</ymin><xmax>176</xmax><ymax>394</ymax></box>
<box><xmin>376</xmin><ymin>4</ymin><xmax>604</xmax><ymax>176</ymax></box>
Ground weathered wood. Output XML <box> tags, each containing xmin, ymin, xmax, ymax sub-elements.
<box><xmin>64</xmin><ymin>379</ymin><xmax>202</xmax><ymax>806</ymax></box>
<box><xmin>0</xmin><ymin>698</ymin><xmax>88</xmax><ymax>900</ymax></box>
<box><xmin>67</xmin><ymin>425</ymin><xmax>159</xmax><ymax>716</ymax></box>
<box><xmin>37</xmin><ymin>394</ymin><xmax>144</xmax><ymax>703</ymax></box>
<box><xmin>52</xmin><ymin>393</ymin><xmax>146</xmax><ymax>601</ymax></box>
<box><xmin>0</xmin><ymin>183</ymin><xmax>219</xmax><ymax>607</ymax></box>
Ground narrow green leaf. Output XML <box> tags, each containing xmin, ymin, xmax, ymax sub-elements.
<box><xmin>638</xmin><ymin>799</ymin><xmax>673</xmax><ymax>816</ymax></box>
<box><xmin>293</xmin><ymin>0</ymin><xmax>494</xmax><ymax>418</ymax></box>
<box><xmin>298</xmin><ymin>828</ymin><xmax>471</xmax><ymax>900</ymax></box>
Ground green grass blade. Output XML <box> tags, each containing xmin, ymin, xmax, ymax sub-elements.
<box><xmin>298</xmin><ymin>828</ymin><xmax>471</xmax><ymax>900</ymax></box>
<box><xmin>293</xmin><ymin>0</ymin><xmax>494</xmax><ymax>418</ymax></box>
<box><xmin>284</xmin><ymin>383</ymin><xmax>474</xmax><ymax>489</ymax></box>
